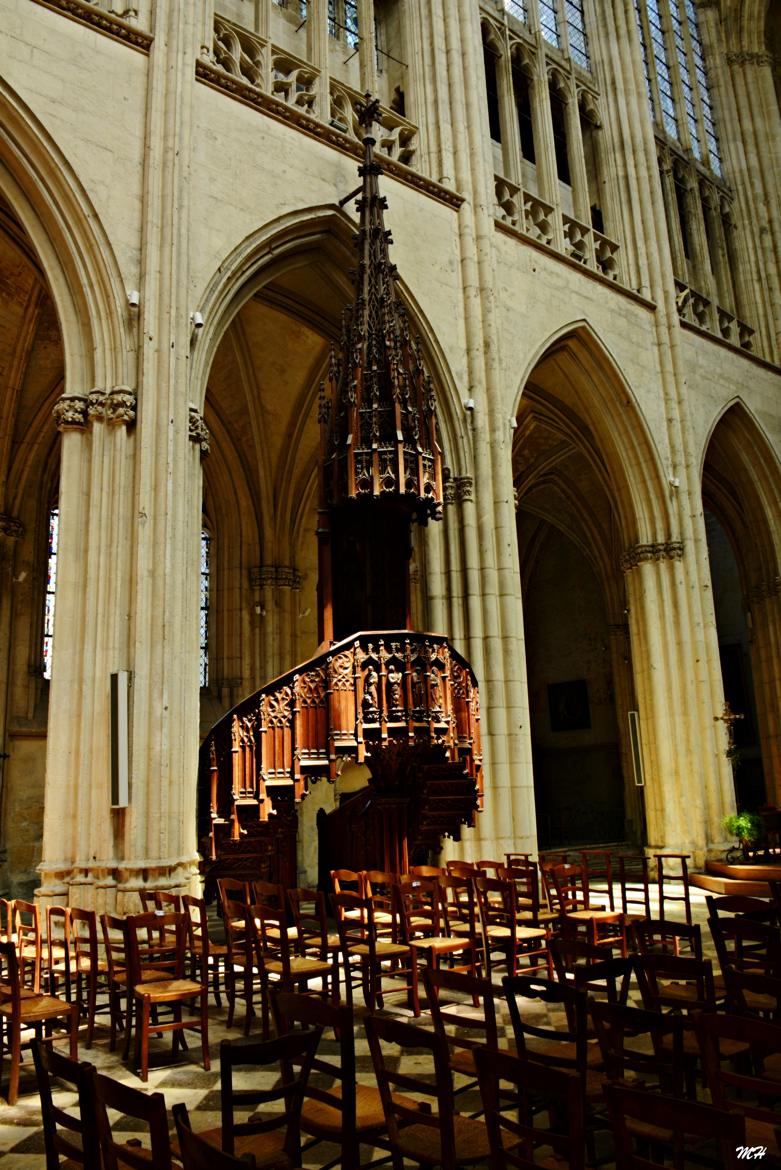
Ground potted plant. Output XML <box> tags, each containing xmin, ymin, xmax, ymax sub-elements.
<box><xmin>721</xmin><ymin>811</ymin><xmax>763</xmax><ymax>861</ymax></box>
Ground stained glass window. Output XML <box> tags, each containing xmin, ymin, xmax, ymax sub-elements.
<box><xmin>43</xmin><ymin>507</ymin><xmax>58</xmax><ymax>680</ymax></box>
<box><xmin>538</xmin><ymin>0</ymin><xmax>560</xmax><ymax>48</ymax></box>
<box><xmin>564</xmin><ymin>0</ymin><xmax>590</xmax><ymax>70</ymax></box>
<box><xmin>505</xmin><ymin>0</ymin><xmax>528</xmax><ymax>21</ymax></box>
<box><xmin>328</xmin><ymin>0</ymin><xmax>359</xmax><ymax>49</ymax></box>
<box><xmin>635</xmin><ymin>1</ymin><xmax>722</xmax><ymax>175</ymax></box>
<box><xmin>200</xmin><ymin>529</ymin><xmax>210</xmax><ymax>688</ymax></box>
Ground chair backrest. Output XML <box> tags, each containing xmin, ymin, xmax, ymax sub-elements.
<box><xmin>590</xmin><ymin>999</ymin><xmax>687</xmax><ymax>1097</ymax></box>
<box><xmin>396</xmin><ymin>875</ymin><xmax>446</xmax><ymax>941</ymax></box>
<box><xmin>100</xmin><ymin>912</ymin><xmax>129</xmax><ymax>987</ymax></box>
<box><xmin>251</xmin><ymin>879</ymin><xmax>286</xmax><ymax>912</ymax></box>
<box><xmin>70</xmin><ymin>906</ymin><xmax>98</xmax><ymax>969</ymax></box>
<box><xmin>287</xmin><ymin>887</ymin><xmax>330</xmax><ymax>955</ymax></box>
<box><xmin>408</xmin><ymin>865</ymin><xmax>445</xmax><ymax>878</ymax></box>
<box><xmin>155</xmin><ymin>890</ymin><xmax>182</xmax><ymax>913</ymax></box>
<box><xmin>503</xmin><ymin>974</ymin><xmax>588</xmax><ymax>1070</ymax></box>
<box><xmin>474</xmin><ymin>859</ymin><xmax>504</xmax><ymax>877</ymax></box>
<box><xmin>14</xmin><ymin>898</ymin><xmax>42</xmax><ymax>991</ymax></box>
<box><xmin>438</xmin><ymin>875</ymin><xmax>477</xmax><ymax>939</ymax></box>
<box><xmin>605</xmin><ymin>1082</ymin><xmax>743</xmax><ymax>1169</ymax></box>
<box><xmin>173</xmin><ymin>1103</ymin><xmax>257</xmax><ymax>1168</ymax></box>
<box><xmin>331</xmin><ymin>868</ymin><xmax>363</xmax><ymax>896</ymax></box>
<box><xmin>138</xmin><ymin>889</ymin><xmax>159</xmax><ymax>913</ymax></box>
<box><xmin>498</xmin><ymin>860</ymin><xmax>541</xmax><ymax>920</ymax></box>
<box><xmin>0</xmin><ymin>937</ymin><xmax>23</xmax><ymax>1016</ymax></box>
<box><xmin>218</xmin><ymin>877</ymin><xmax>252</xmax><ymax>913</ymax></box>
<box><xmin>635</xmin><ymin>952</ymin><xmax>717</xmax><ymax>1013</ymax></box>
<box><xmin>364</xmin><ymin>1012</ymin><xmax>463</xmax><ymax>1169</ymax></box>
<box><xmin>126</xmin><ymin>911</ymin><xmax>188</xmax><ymax>986</ymax></box>
<box><xmin>550</xmin><ymin>935</ymin><xmax>611</xmax><ymax>980</ymax></box>
<box><xmin>706</xmin><ymin>893</ymin><xmax>780</xmax><ymax>923</ymax></box>
<box><xmin>708</xmin><ymin>911</ymin><xmax>781</xmax><ymax>981</ymax></box>
<box><xmin>363</xmin><ymin>870</ymin><xmax>397</xmax><ymax>927</ymax></box>
<box><xmin>696</xmin><ymin>1011</ymin><xmax>781</xmax><ymax>1140</ymax></box>
<box><xmin>0</xmin><ymin>896</ymin><xmax>12</xmax><ymax>942</ymax></box>
<box><xmin>219</xmin><ymin>1027</ymin><xmax>323</xmax><ymax>1159</ymax></box>
<box><xmin>474</xmin><ymin>1045</ymin><xmax>585</xmax><ymax>1170</ymax></box>
<box><xmin>549</xmin><ymin>863</ymin><xmax>589</xmax><ymax>914</ymax></box>
<box><xmin>32</xmin><ymin>1041</ymin><xmax>102</xmax><ymax>1170</ymax></box>
<box><xmin>474</xmin><ymin>874</ymin><xmax>517</xmax><ymax>935</ymax></box>
<box><xmin>445</xmin><ymin>860</ymin><xmax>477</xmax><ymax>878</ymax></box>
<box><xmin>272</xmin><ymin>991</ymin><xmax>360</xmax><ymax>1170</ymax></box>
<box><xmin>617</xmin><ymin>854</ymin><xmax>651</xmax><ymax>919</ymax></box>
<box><xmin>93</xmin><ymin>1070</ymin><xmax>174</xmax><ymax>1169</ymax></box>
<box><xmin>424</xmin><ymin>966</ymin><xmax>500</xmax><ymax>1066</ymax></box>
<box><xmin>632</xmin><ymin>917</ymin><xmax>703</xmax><ymax>959</ymax></box>
<box><xmin>571</xmin><ymin>954</ymin><xmax>636</xmax><ymax>1004</ymax></box>
<box><xmin>45</xmin><ymin>905</ymin><xmax>72</xmax><ymax>992</ymax></box>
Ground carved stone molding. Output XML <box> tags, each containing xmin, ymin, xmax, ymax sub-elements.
<box><xmin>725</xmin><ymin>51</ymin><xmax>774</xmax><ymax>67</ymax></box>
<box><xmin>455</xmin><ymin>476</ymin><xmax>474</xmax><ymax>503</ymax></box>
<box><xmin>105</xmin><ymin>385</ymin><xmax>137</xmax><ymax>425</ymax></box>
<box><xmin>31</xmin><ymin>0</ymin><xmax>153</xmax><ymax>52</ymax></box>
<box><xmin>620</xmin><ymin>541</ymin><xmax>684</xmax><ymax>571</ymax></box>
<box><xmin>749</xmin><ymin>576</ymin><xmax>781</xmax><ymax>603</ymax></box>
<box><xmin>250</xmin><ymin>565</ymin><xmax>303</xmax><ymax>591</ymax></box>
<box><xmin>188</xmin><ymin>406</ymin><xmax>210</xmax><ymax>455</ymax></box>
<box><xmin>0</xmin><ymin>514</ymin><xmax>24</xmax><ymax>539</ymax></box>
<box><xmin>53</xmin><ymin>395</ymin><xmax>89</xmax><ymax>431</ymax></box>
<box><xmin>443</xmin><ymin>475</ymin><xmax>456</xmax><ymax>506</ymax></box>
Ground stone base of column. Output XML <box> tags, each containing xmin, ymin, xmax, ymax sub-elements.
<box><xmin>36</xmin><ymin>856</ymin><xmax>202</xmax><ymax>913</ymax></box>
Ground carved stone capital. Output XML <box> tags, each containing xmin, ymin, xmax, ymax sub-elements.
<box><xmin>250</xmin><ymin>565</ymin><xmax>302</xmax><ymax>590</ymax></box>
<box><xmin>105</xmin><ymin>385</ymin><xmax>137</xmax><ymax>425</ymax></box>
<box><xmin>188</xmin><ymin>406</ymin><xmax>210</xmax><ymax>455</ymax></box>
<box><xmin>620</xmin><ymin>541</ymin><xmax>684</xmax><ymax>571</ymax></box>
<box><xmin>749</xmin><ymin>576</ymin><xmax>781</xmax><ymax>603</ymax></box>
<box><xmin>53</xmin><ymin>395</ymin><xmax>89</xmax><ymax>431</ymax></box>
<box><xmin>455</xmin><ymin>476</ymin><xmax>474</xmax><ymax>503</ymax></box>
<box><xmin>0</xmin><ymin>513</ymin><xmax>24</xmax><ymax>539</ymax></box>
<box><xmin>725</xmin><ymin>51</ymin><xmax>774</xmax><ymax>67</ymax></box>
<box><xmin>443</xmin><ymin>478</ymin><xmax>456</xmax><ymax>506</ymax></box>
<box><xmin>87</xmin><ymin>388</ymin><xmax>107</xmax><ymax>420</ymax></box>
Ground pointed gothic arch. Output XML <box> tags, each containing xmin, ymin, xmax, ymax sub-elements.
<box><xmin>702</xmin><ymin>399</ymin><xmax>781</xmax><ymax>805</ymax></box>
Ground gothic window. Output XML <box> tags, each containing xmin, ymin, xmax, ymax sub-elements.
<box><xmin>550</xmin><ymin>86</ymin><xmax>571</xmax><ymax>184</ymax></box>
<box><xmin>43</xmin><ymin>505</ymin><xmax>58</xmax><ymax>680</ymax></box>
<box><xmin>634</xmin><ymin>0</ymin><xmax>722</xmax><ymax>175</ymax></box>
<box><xmin>538</xmin><ymin>0</ymin><xmax>560</xmax><ymax>48</ymax></box>
<box><xmin>329</xmin><ymin>0</ymin><xmax>359</xmax><ymax>49</ymax></box>
<box><xmin>484</xmin><ymin>42</ymin><xmax>503</xmax><ymax>143</ymax></box>
<box><xmin>273</xmin><ymin>0</ymin><xmax>307</xmax><ymax>15</ymax></box>
<box><xmin>505</xmin><ymin>0</ymin><xmax>528</xmax><ymax>22</ymax></box>
<box><xmin>563</xmin><ymin>1</ymin><xmax>590</xmax><ymax>70</ymax></box>
<box><xmin>514</xmin><ymin>64</ymin><xmax>536</xmax><ymax>163</ymax></box>
<box><xmin>200</xmin><ymin>527</ymin><xmax>211</xmax><ymax>688</ymax></box>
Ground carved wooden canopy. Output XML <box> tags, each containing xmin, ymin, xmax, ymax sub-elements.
<box><xmin>319</xmin><ymin>96</ymin><xmax>443</xmax><ymax>522</ymax></box>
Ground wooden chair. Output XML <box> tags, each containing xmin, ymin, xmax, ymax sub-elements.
<box><xmin>424</xmin><ymin>966</ymin><xmax>505</xmax><ymax>1097</ymax></box>
<box><xmin>182</xmin><ymin>1028</ymin><xmax>322</xmax><ymax>1163</ymax></box>
<box><xmin>579</xmin><ymin>847</ymin><xmax>615</xmax><ymax>910</ymax></box>
<box><xmin>0</xmin><ymin>896</ymin><xmax>13</xmax><ymax>943</ymax></box>
<box><xmin>502</xmin><ymin>973</ymin><xmax>604</xmax><ymax>1095</ymax></box>
<box><xmin>331</xmin><ymin>868</ymin><xmax>363</xmax><ymax>897</ymax></box>
<box><xmin>223</xmin><ymin>896</ymin><xmax>261</xmax><ymax>1034</ymax></box>
<box><xmin>706</xmin><ymin>892</ymin><xmax>781</xmax><ymax>925</ymax></box>
<box><xmin>125</xmin><ymin>910</ymin><xmax>210</xmax><ymax>1081</ymax></box>
<box><xmin>44</xmin><ymin>905</ymin><xmax>72</xmax><ymax>998</ymax></box>
<box><xmin>498</xmin><ymin>859</ymin><xmax>558</xmax><ymax>931</ymax></box>
<box><xmin>654</xmin><ymin>852</ymin><xmax>692</xmax><ymax>925</ymax></box>
<box><xmin>548</xmin><ymin>862</ymin><xmax>628</xmax><ymax>954</ymax></box>
<box><xmin>32</xmin><ymin>1040</ymin><xmax>102</xmax><ymax>1169</ymax></box>
<box><xmin>274</xmin><ymin>990</ymin><xmax>400</xmax><ymax>1170</ymax></box>
<box><xmin>70</xmin><ymin>907</ymin><xmax>108</xmax><ymax>1048</ymax></box>
<box><xmin>333</xmin><ymin>890</ymin><xmax>413</xmax><ymax>1012</ymax></box>
<box><xmin>250</xmin><ymin>901</ymin><xmax>335</xmax><ymax>1037</ymax></box>
<box><xmin>616</xmin><ymin>853</ymin><xmax>651</xmax><ymax>921</ymax></box>
<box><xmin>632</xmin><ymin>916</ymin><xmax>704</xmax><ymax>958</ymax></box>
<box><xmin>706</xmin><ymin>913</ymin><xmax>777</xmax><ymax>1010</ymax></box>
<box><xmin>695</xmin><ymin>1010</ymin><xmax>781</xmax><ymax>1160</ymax></box>
<box><xmin>218</xmin><ymin>877</ymin><xmax>252</xmax><ymax>915</ymax></box>
<box><xmin>365</xmin><ymin>1012</ymin><xmax>492</xmax><ymax>1169</ymax></box>
<box><xmin>396</xmin><ymin>875</ymin><xmax>478</xmax><ymax>1015</ymax></box>
<box><xmin>590</xmin><ymin>999</ymin><xmax>687</xmax><ymax>1097</ymax></box>
<box><xmin>0</xmin><ymin>938</ymin><xmax>78</xmax><ymax>1104</ymax></box>
<box><xmin>474</xmin><ymin>859</ymin><xmax>505</xmax><ymax>877</ymax></box>
<box><xmin>474</xmin><ymin>874</ymin><xmax>550</xmax><ymax>980</ymax></box>
<box><xmin>445</xmin><ymin>860</ymin><xmax>477</xmax><ymax>879</ymax></box>
<box><xmin>92</xmin><ymin>1069</ymin><xmax>175</xmax><ymax>1169</ymax></box>
<box><xmin>173</xmin><ymin>1103</ymin><xmax>258</xmax><ymax>1168</ymax></box>
<box><xmin>474</xmin><ymin>1045</ymin><xmax>586</xmax><ymax>1170</ymax></box>
<box><xmin>182</xmin><ymin>892</ymin><xmax>229</xmax><ymax>1009</ymax></box>
<box><xmin>287</xmin><ymin>887</ymin><xmax>341</xmax><ymax>1002</ymax></box>
<box><xmin>14</xmin><ymin>897</ymin><xmax>42</xmax><ymax>992</ymax></box>
<box><xmin>605</xmin><ymin>1081</ymin><xmax>743</xmax><ymax>1169</ymax></box>
<box><xmin>362</xmin><ymin>869</ymin><xmax>398</xmax><ymax>938</ymax></box>
<box><xmin>408</xmin><ymin>864</ymin><xmax>445</xmax><ymax>879</ymax></box>
<box><xmin>438</xmin><ymin>874</ymin><xmax>479</xmax><ymax>944</ymax></box>
<box><xmin>100</xmin><ymin>912</ymin><xmax>131</xmax><ymax>1054</ymax></box>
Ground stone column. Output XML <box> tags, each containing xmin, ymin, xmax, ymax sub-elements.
<box><xmin>407</xmin><ymin>0</ymin><xmax>455</xmax><ymax>186</ymax></box>
<box><xmin>308</xmin><ymin>0</ymin><xmax>331</xmax><ymax>124</ymax></box>
<box><xmin>113</xmin><ymin>0</ymin><xmax>203</xmax><ymax>912</ymax></box>
<box><xmin>622</xmin><ymin>541</ymin><xmax>734</xmax><ymax>863</ymax></box>
<box><xmin>357</xmin><ymin>0</ymin><xmax>377</xmax><ymax>94</ymax></box>
<box><xmin>38</xmin><ymin>387</ymin><xmax>137</xmax><ymax>912</ymax></box>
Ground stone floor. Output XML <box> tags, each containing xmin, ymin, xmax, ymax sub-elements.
<box><xmin>0</xmin><ymin>881</ymin><xmax>716</xmax><ymax>1166</ymax></box>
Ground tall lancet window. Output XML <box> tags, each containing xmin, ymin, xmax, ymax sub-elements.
<box><xmin>200</xmin><ymin>527</ymin><xmax>211</xmax><ymax>688</ymax></box>
<box><xmin>329</xmin><ymin>0</ymin><xmax>360</xmax><ymax>49</ymax></box>
<box><xmin>634</xmin><ymin>0</ymin><xmax>722</xmax><ymax>175</ymax></box>
<box><xmin>43</xmin><ymin>506</ymin><xmax>59</xmax><ymax>680</ymax></box>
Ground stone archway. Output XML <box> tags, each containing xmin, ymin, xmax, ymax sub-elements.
<box><xmin>703</xmin><ymin>401</ymin><xmax>781</xmax><ymax>807</ymax></box>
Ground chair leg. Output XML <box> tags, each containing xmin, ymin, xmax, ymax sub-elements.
<box><xmin>6</xmin><ymin>1018</ymin><xmax>21</xmax><ymax>1106</ymax></box>
<box><xmin>138</xmin><ymin>997</ymin><xmax>150</xmax><ymax>1083</ymax></box>
<box><xmin>200</xmin><ymin>990</ymin><xmax>210</xmax><ymax>1071</ymax></box>
<box><xmin>68</xmin><ymin>1005</ymin><xmax>78</xmax><ymax>1060</ymax></box>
